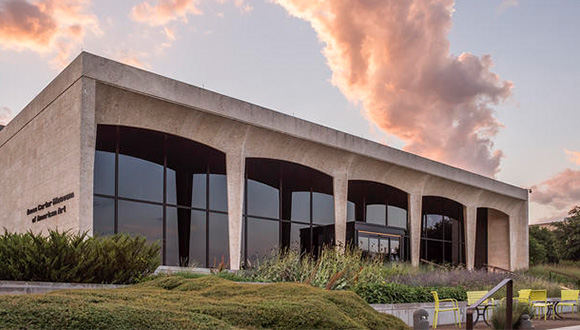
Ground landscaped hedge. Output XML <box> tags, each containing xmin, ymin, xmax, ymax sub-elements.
<box><xmin>0</xmin><ymin>230</ymin><xmax>160</xmax><ymax>284</ymax></box>
<box><xmin>353</xmin><ymin>282</ymin><xmax>467</xmax><ymax>304</ymax></box>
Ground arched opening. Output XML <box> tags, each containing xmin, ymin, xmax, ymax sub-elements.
<box><xmin>421</xmin><ymin>196</ymin><xmax>465</xmax><ymax>266</ymax></box>
<box><xmin>347</xmin><ymin>180</ymin><xmax>409</xmax><ymax>261</ymax></box>
<box><xmin>93</xmin><ymin>125</ymin><xmax>229</xmax><ymax>268</ymax></box>
<box><xmin>243</xmin><ymin>158</ymin><xmax>334</xmax><ymax>266</ymax></box>
<box><xmin>478</xmin><ymin>207</ymin><xmax>510</xmax><ymax>270</ymax></box>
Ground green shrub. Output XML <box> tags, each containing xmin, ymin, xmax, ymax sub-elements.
<box><xmin>352</xmin><ymin>282</ymin><xmax>466</xmax><ymax>304</ymax></box>
<box><xmin>0</xmin><ymin>276</ymin><xmax>409</xmax><ymax>329</ymax></box>
<box><xmin>490</xmin><ymin>301</ymin><xmax>534</xmax><ymax>329</ymax></box>
<box><xmin>0</xmin><ymin>230</ymin><xmax>160</xmax><ymax>284</ymax></box>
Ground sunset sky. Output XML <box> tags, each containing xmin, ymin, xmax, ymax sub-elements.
<box><xmin>0</xmin><ymin>0</ymin><xmax>579</xmax><ymax>224</ymax></box>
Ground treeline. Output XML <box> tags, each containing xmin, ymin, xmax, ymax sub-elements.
<box><xmin>530</xmin><ymin>206</ymin><xmax>580</xmax><ymax>265</ymax></box>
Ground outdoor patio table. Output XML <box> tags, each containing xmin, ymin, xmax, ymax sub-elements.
<box><xmin>547</xmin><ymin>298</ymin><xmax>562</xmax><ymax>319</ymax></box>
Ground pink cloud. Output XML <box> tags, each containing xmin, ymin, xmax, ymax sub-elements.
<box><xmin>0</xmin><ymin>0</ymin><xmax>100</xmax><ymax>68</ymax></box>
<box><xmin>531</xmin><ymin>168</ymin><xmax>580</xmax><ymax>211</ymax></box>
<box><xmin>565</xmin><ymin>148</ymin><xmax>580</xmax><ymax>165</ymax></box>
<box><xmin>130</xmin><ymin>0</ymin><xmax>203</xmax><ymax>27</ymax></box>
<box><xmin>274</xmin><ymin>0</ymin><xmax>513</xmax><ymax>177</ymax></box>
<box><xmin>0</xmin><ymin>106</ymin><xmax>12</xmax><ymax>125</ymax></box>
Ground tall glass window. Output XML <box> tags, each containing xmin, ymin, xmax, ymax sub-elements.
<box><xmin>242</xmin><ymin>158</ymin><xmax>334</xmax><ymax>266</ymax></box>
<box><xmin>347</xmin><ymin>180</ymin><xmax>409</xmax><ymax>261</ymax></box>
<box><xmin>420</xmin><ymin>196</ymin><xmax>465</xmax><ymax>265</ymax></box>
<box><xmin>93</xmin><ymin>125</ymin><xmax>229</xmax><ymax>268</ymax></box>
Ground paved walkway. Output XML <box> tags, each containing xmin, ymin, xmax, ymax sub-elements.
<box><xmin>436</xmin><ymin>315</ymin><xmax>580</xmax><ymax>329</ymax></box>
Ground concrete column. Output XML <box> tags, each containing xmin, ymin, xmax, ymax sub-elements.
<box><xmin>333</xmin><ymin>172</ymin><xmax>348</xmax><ymax>248</ymax></box>
<box><xmin>409</xmin><ymin>193</ymin><xmax>422</xmax><ymax>267</ymax></box>
<box><xmin>226</xmin><ymin>152</ymin><xmax>244</xmax><ymax>270</ymax></box>
<box><xmin>509</xmin><ymin>211</ymin><xmax>518</xmax><ymax>272</ymax></box>
<box><xmin>464</xmin><ymin>206</ymin><xmax>477</xmax><ymax>270</ymax></box>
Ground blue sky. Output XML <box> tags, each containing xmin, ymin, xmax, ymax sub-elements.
<box><xmin>1</xmin><ymin>0</ymin><xmax>579</xmax><ymax>223</ymax></box>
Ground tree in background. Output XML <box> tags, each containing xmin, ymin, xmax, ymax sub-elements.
<box><xmin>553</xmin><ymin>206</ymin><xmax>580</xmax><ymax>261</ymax></box>
<box><xmin>529</xmin><ymin>226</ymin><xmax>559</xmax><ymax>264</ymax></box>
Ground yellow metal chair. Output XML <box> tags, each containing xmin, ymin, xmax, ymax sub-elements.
<box><xmin>466</xmin><ymin>291</ymin><xmax>495</xmax><ymax>326</ymax></box>
<box><xmin>529</xmin><ymin>290</ymin><xmax>551</xmax><ymax>320</ymax></box>
<box><xmin>431</xmin><ymin>291</ymin><xmax>460</xmax><ymax>329</ymax></box>
<box><xmin>558</xmin><ymin>290</ymin><xmax>580</xmax><ymax>316</ymax></box>
<box><xmin>518</xmin><ymin>289</ymin><xmax>532</xmax><ymax>303</ymax></box>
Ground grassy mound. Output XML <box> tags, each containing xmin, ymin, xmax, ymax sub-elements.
<box><xmin>0</xmin><ymin>276</ymin><xmax>407</xmax><ymax>329</ymax></box>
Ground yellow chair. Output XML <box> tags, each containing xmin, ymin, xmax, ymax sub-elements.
<box><xmin>558</xmin><ymin>290</ymin><xmax>580</xmax><ymax>316</ymax></box>
<box><xmin>466</xmin><ymin>291</ymin><xmax>495</xmax><ymax>326</ymax></box>
<box><xmin>431</xmin><ymin>291</ymin><xmax>460</xmax><ymax>329</ymax></box>
<box><xmin>529</xmin><ymin>290</ymin><xmax>551</xmax><ymax>320</ymax></box>
<box><xmin>518</xmin><ymin>289</ymin><xmax>532</xmax><ymax>303</ymax></box>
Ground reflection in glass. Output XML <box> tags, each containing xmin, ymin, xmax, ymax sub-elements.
<box><xmin>93</xmin><ymin>197</ymin><xmax>114</xmax><ymax>236</ymax></box>
<box><xmin>388</xmin><ymin>206</ymin><xmax>407</xmax><ymax>229</ymax></box>
<box><xmin>192</xmin><ymin>174</ymin><xmax>207</xmax><ymax>209</ymax></box>
<box><xmin>209</xmin><ymin>174</ymin><xmax>228</xmax><ymax>212</ymax></box>
<box><xmin>366</xmin><ymin>204</ymin><xmax>386</xmax><ymax>225</ymax></box>
<box><xmin>94</xmin><ymin>151</ymin><xmax>115</xmax><ymax>195</ymax></box>
<box><xmin>358</xmin><ymin>236</ymin><xmax>368</xmax><ymax>250</ymax></box>
<box><xmin>166</xmin><ymin>207</ymin><xmax>207</xmax><ymax>267</ymax></box>
<box><xmin>209</xmin><ymin>213</ymin><xmax>229</xmax><ymax>267</ymax></box>
<box><xmin>291</xmin><ymin>191</ymin><xmax>310</xmax><ymax>222</ymax></box>
<box><xmin>118</xmin><ymin>200</ymin><xmax>163</xmax><ymax>246</ymax></box>
<box><xmin>312</xmin><ymin>192</ymin><xmax>334</xmax><ymax>225</ymax></box>
<box><xmin>94</xmin><ymin>125</ymin><xmax>229</xmax><ymax>267</ymax></box>
<box><xmin>247</xmin><ymin>180</ymin><xmax>279</xmax><ymax>219</ymax></box>
<box><xmin>118</xmin><ymin>154</ymin><xmax>164</xmax><ymax>202</ymax></box>
<box><xmin>247</xmin><ymin>218</ymin><xmax>279</xmax><ymax>263</ymax></box>
<box><xmin>291</xmin><ymin>222</ymin><xmax>309</xmax><ymax>252</ymax></box>
<box><xmin>347</xmin><ymin>201</ymin><xmax>355</xmax><ymax>221</ymax></box>
<box><xmin>369</xmin><ymin>238</ymin><xmax>379</xmax><ymax>253</ymax></box>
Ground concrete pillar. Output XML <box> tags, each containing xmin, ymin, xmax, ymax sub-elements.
<box><xmin>226</xmin><ymin>152</ymin><xmax>244</xmax><ymax>270</ymax></box>
<box><xmin>333</xmin><ymin>172</ymin><xmax>348</xmax><ymax>248</ymax></box>
<box><xmin>409</xmin><ymin>193</ymin><xmax>422</xmax><ymax>267</ymax></box>
<box><xmin>509</xmin><ymin>212</ymin><xmax>517</xmax><ymax>271</ymax></box>
<box><xmin>465</xmin><ymin>206</ymin><xmax>477</xmax><ymax>270</ymax></box>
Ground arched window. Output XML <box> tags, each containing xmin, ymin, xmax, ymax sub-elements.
<box><xmin>243</xmin><ymin>158</ymin><xmax>334</xmax><ymax>266</ymax></box>
<box><xmin>93</xmin><ymin>125</ymin><xmax>229</xmax><ymax>268</ymax></box>
<box><xmin>421</xmin><ymin>196</ymin><xmax>465</xmax><ymax>265</ymax></box>
<box><xmin>347</xmin><ymin>180</ymin><xmax>409</xmax><ymax>261</ymax></box>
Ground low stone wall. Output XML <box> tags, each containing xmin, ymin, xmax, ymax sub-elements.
<box><xmin>0</xmin><ymin>280</ymin><xmax>124</xmax><ymax>295</ymax></box>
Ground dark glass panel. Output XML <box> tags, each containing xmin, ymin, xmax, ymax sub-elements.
<box><xmin>209</xmin><ymin>212</ymin><xmax>229</xmax><ymax>268</ymax></box>
<box><xmin>291</xmin><ymin>222</ymin><xmax>309</xmax><ymax>253</ymax></box>
<box><xmin>312</xmin><ymin>192</ymin><xmax>334</xmax><ymax>225</ymax></box>
<box><xmin>347</xmin><ymin>201</ymin><xmax>355</xmax><ymax>221</ymax></box>
<box><xmin>209</xmin><ymin>174</ymin><xmax>228</xmax><ymax>212</ymax></box>
<box><xmin>366</xmin><ymin>204</ymin><xmax>386</xmax><ymax>225</ymax></box>
<box><xmin>388</xmin><ymin>206</ymin><xmax>407</xmax><ymax>229</ymax></box>
<box><xmin>444</xmin><ymin>242</ymin><xmax>452</xmax><ymax>264</ymax></box>
<box><xmin>95</xmin><ymin>125</ymin><xmax>116</xmax><ymax>152</ymax></box>
<box><xmin>390</xmin><ymin>238</ymin><xmax>400</xmax><ymax>261</ymax></box>
<box><xmin>192</xmin><ymin>174</ymin><xmax>207</xmax><ymax>209</ymax></box>
<box><xmin>93</xmin><ymin>197</ymin><xmax>114</xmax><ymax>236</ymax></box>
<box><xmin>166</xmin><ymin>169</ymin><xmax>177</xmax><ymax>205</ymax></box>
<box><xmin>246</xmin><ymin>218</ymin><xmax>279</xmax><ymax>264</ymax></box>
<box><xmin>118</xmin><ymin>154</ymin><xmax>164</xmax><ymax>202</ymax></box>
<box><xmin>118</xmin><ymin>127</ymin><xmax>164</xmax><ymax>202</ymax></box>
<box><xmin>94</xmin><ymin>151</ymin><xmax>115</xmax><ymax>196</ymax></box>
<box><xmin>166</xmin><ymin>207</ymin><xmax>206</xmax><ymax>267</ymax></box>
<box><xmin>443</xmin><ymin>216</ymin><xmax>453</xmax><ymax>240</ymax></box>
<box><xmin>426</xmin><ymin>240</ymin><xmax>443</xmax><ymax>264</ymax></box>
<box><xmin>420</xmin><ymin>239</ymin><xmax>427</xmax><ymax>260</ymax></box>
<box><xmin>118</xmin><ymin>200</ymin><xmax>163</xmax><ymax>247</ymax></box>
<box><xmin>247</xmin><ymin>179</ymin><xmax>279</xmax><ymax>219</ymax></box>
<box><xmin>291</xmin><ymin>191</ymin><xmax>310</xmax><ymax>222</ymax></box>
<box><xmin>425</xmin><ymin>214</ymin><xmax>444</xmax><ymax>239</ymax></box>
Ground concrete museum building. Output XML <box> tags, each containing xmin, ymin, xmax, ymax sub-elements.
<box><xmin>0</xmin><ymin>53</ymin><xmax>529</xmax><ymax>271</ymax></box>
